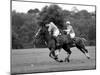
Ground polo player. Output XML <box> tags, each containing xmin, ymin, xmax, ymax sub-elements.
<box><xmin>63</xmin><ymin>21</ymin><xmax>75</xmax><ymax>43</ymax></box>
<box><xmin>45</xmin><ymin>22</ymin><xmax>60</xmax><ymax>46</ymax></box>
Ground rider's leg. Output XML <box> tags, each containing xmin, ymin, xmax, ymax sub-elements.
<box><xmin>53</xmin><ymin>36</ymin><xmax>60</xmax><ymax>46</ymax></box>
<box><xmin>70</xmin><ymin>33</ymin><xmax>75</xmax><ymax>43</ymax></box>
<box><xmin>53</xmin><ymin>30</ymin><xmax>60</xmax><ymax>46</ymax></box>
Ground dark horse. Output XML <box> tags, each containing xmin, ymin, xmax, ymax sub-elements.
<box><xmin>35</xmin><ymin>26</ymin><xmax>90</xmax><ymax>62</ymax></box>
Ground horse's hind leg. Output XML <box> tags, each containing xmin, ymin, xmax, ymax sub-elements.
<box><xmin>76</xmin><ymin>45</ymin><xmax>90</xmax><ymax>59</ymax></box>
<box><xmin>82</xmin><ymin>47</ymin><xmax>90</xmax><ymax>59</ymax></box>
<box><xmin>80</xmin><ymin>43</ymin><xmax>90</xmax><ymax>59</ymax></box>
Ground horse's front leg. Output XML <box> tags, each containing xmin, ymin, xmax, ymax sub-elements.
<box><xmin>63</xmin><ymin>48</ymin><xmax>72</xmax><ymax>62</ymax></box>
<box><xmin>76</xmin><ymin>45</ymin><xmax>90</xmax><ymax>59</ymax></box>
<box><xmin>49</xmin><ymin>49</ymin><xmax>63</xmax><ymax>62</ymax></box>
<box><xmin>55</xmin><ymin>49</ymin><xmax>61</xmax><ymax>57</ymax></box>
<box><xmin>65</xmin><ymin>52</ymin><xmax>71</xmax><ymax>62</ymax></box>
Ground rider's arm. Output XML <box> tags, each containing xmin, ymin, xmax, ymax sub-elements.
<box><xmin>48</xmin><ymin>25</ymin><xmax>52</xmax><ymax>32</ymax></box>
<box><xmin>63</xmin><ymin>29</ymin><xmax>70</xmax><ymax>34</ymax></box>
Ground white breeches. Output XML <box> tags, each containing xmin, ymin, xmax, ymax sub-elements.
<box><xmin>70</xmin><ymin>33</ymin><xmax>75</xmax><ymax>38</ymax></box>
<box><xmin>53</xmin><ymin>29</ymin><xmax>60</xmax><ymax>37</ymax></box>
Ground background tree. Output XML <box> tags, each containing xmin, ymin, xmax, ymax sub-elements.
<box><xmin>12</xmin><ymin>5</ymin><xmax>96</xmax><ymax>49</ymax></box>
<box><xmin>27</xmin><ymin>8</ymin><xmax>40</xmax><ymax>14</ymax></box>
<box><xmin>39</xmin><ymin>5</ymin><xmax>64</xmax><ymax>29</ymax></box>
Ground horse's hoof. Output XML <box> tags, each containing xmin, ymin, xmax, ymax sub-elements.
<box><xmin>67</xmin><ymin>59</ymin><xmax>70</xmax><ymax>62</ymax></box>
<box><xmin>59</xmin><ymin>60</ymin><xmax>63</xmax><ymax>62</ymax></box>
<box><xmin>65</xmin><ymin>58</ymin><xmax>70</xmax><ymax>62</ymax></box>
<box><xmin>55</xmin><ymin>59</ymin><xmax>63</xmax><ymax>63</ymax></box>
<box><xmin>87</xmin><ymin>57</ymin><xmax>90</xmax><ymax>59</ymax></box>
<box><xmin>67</xmin><ymin>59</ymin><xmax>70</xmax><ymax>63</ymax></box>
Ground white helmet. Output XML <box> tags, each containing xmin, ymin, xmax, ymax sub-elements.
<box><xmin>66</xmin><ymin>21</ymin><xmax>71</xmax><ymax>24</ymax></box>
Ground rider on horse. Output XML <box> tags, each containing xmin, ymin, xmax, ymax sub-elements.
<box><xmin>45</xmin><ymin>22</ymin><xmax>60</xmax><ymax>46</ymax></box>
<box><xmin>63</xmin><ymin>21</ymin><xmax>75</xmax><ymax>43</ymax></box>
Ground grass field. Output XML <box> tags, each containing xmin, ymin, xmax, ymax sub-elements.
<box><xmin>11</xmin><ymin>46</ymin><xmax>96</xmax><ymax>74</ymax></box>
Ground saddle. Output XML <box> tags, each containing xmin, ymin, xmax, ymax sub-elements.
<box><xmin>55</xmin><ymin>34</ymin><xmax>68</xmax><ymax>45</ymax></box>
<box><xmin>52</xmin><ymin>30</ymin><xmax>76</xmax><ymax>46</ymax></box>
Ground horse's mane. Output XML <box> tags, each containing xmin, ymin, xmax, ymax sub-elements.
<box><xmin>41</xmin><ymin>26</ymin><xmax>52</xmax><ymax>40</ymax></box>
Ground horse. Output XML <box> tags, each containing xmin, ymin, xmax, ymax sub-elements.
<box><xmin>61</xmin><ymin>36</ymin><xmax>90</xmax><ymax>62</ymax></box>
<box><xmin>35</xmin><ymin>26</ymin><xmax>90</xmax><ymax>62</ymax></box>
<box><xmin>34</xmin><ymin>26</ymin><xmax>64</xmax><ymax>62</ymax></box>
<box><xmin>55</xmin><ymin>30</ymin><xmax>91</xmax><ymax>62</ymax></box>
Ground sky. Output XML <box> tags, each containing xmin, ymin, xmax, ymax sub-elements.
<box><xmin>12</xmin><ymin>1</ymin><xmax>96</xmax><ymax>13</ymax></box>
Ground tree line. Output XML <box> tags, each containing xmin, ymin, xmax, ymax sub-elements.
<box><xmin>12</xmin><ymin>5</ymin><xmax>96</xmax><ymax>49</ymax></box>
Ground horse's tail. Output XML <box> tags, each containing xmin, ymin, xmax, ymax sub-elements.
<box><xmin>80</xmin><ymin>38</ymin><xmax>87</xmax><ymax>46</ymax></box>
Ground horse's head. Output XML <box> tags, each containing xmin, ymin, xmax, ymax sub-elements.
<box><xmin>35</xmin><ymin>26</ymin><xmax>51</xmax><ymax>41</ymax></box>
<box><xmin>41</xmin><ymin>26</ymin><xmax>52</xmax><ymax>40</ymax></box>
<box><xmin>35</xmin><ymin>25</ymin><xmax>59</xmax><ymax>49</ymax></box>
